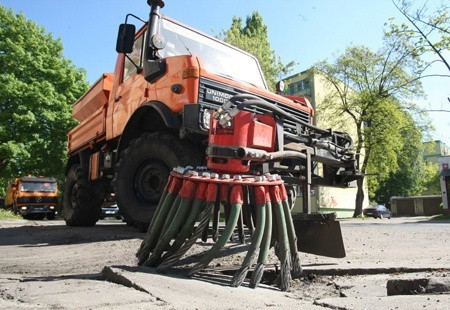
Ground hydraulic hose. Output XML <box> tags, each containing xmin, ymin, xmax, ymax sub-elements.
<box><xmin>242</xmin><ymin>187</ymin><xmax>254</xmax><ymax>237</ymax></box>
<box><xmin>158</xmin><ymin>181</ymin><xmax>208</xmax><ymax>266</ymax></box>
<box><xmin>271</xmin><ymin>185</ymin><xmax>292</xmax><ymax>291</ymax></box>
<box><xmin>160</xmin><ymin>195</ymin><xmax>183</xmax><ymax>238</ymax></box>
<box><xmin>137</xmin><ymin>176</ymin><xmax>182</xmax><ymax>265</ymax></box>
<box><xmin>236</xmin><ymin>147</ymin><xmax>307</xmax><ymax>161</ymax></box>
<box><xmin>236</xmin><ymin>208</ymin><xmax>246</xmax><ymax>244</ymax></box>
<box><xmin>144</xmin><ymin>180</ymin><xmax>197</xmax><ymax>267</ymax></box>
<box><xmin>220</xmin><ymin>184</ymin><xmax>234</xmax><ymax>242</ymax></box>
<box><xmin>158</xmin><ymin>182</ymin><xmax>218</xmax><ymax>271</ymax></box>
<box><xmin>187</xmin><ymin>185</ymin><xmax>243</xmax><ymax>276</ymax></box>
<box><xmin>229</xmin><ymin>94</ymin><xmax>329</xmax><ymax>135</ymax></box>
<box><xmin>231</xmin><ymin>185</ymin><xmax>266</xmax><ymax>287</ymax></box>
<box><xmin>205</xmin><ymin>182</ymin><xmax>229</xmax><ymax>243</ymax></box>
<box><xmin>212</xmin><ymin>199</ymin><xmax>221</xmax><ymax>242</ymax></box>
<box><xmin>280</xmin><ymin>185</ymin><xmax>302</xmax><ymax>278</ymax></box>
<box><xmin>147</xmin><ymin>175</ymin><xmax>172</xmax><ymax>232</ymax></box>
<box><xmin>159</xmin><ymin>201</ymin><xmax>214</xmax><ymax>271</ymax></box>
<box><xmin>249</xmin><ymin>188</ymin><xmax>272</xmax><ymax>288</ymax></box>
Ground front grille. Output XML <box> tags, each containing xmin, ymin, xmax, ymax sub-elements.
<box><xmin>17</xmin><ymin>196</ymin><xmax>58</xmax><ymax>204</ymax></box>
<box><xmin>198</xmin><ymin>77</ymin><xmax>311</xmax><ymax>137</ymax></box>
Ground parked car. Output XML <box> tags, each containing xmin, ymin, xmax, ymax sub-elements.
<box><xmin>100</xmin><ymin>204</ymin><xmax>121</xmax><ymax>220</ymax></box>
<box><xmin>363</xmin><ymin>205</ymin><xmax>392</xmax><ymax>219</ymax></box>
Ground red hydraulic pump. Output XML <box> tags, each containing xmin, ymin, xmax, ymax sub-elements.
<box><xmin>206</xmin><ymin>106</ymin><xmax>277</xmax><ymax>173</ymax></box>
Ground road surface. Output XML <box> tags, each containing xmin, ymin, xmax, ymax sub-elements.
<box><xmin>0</xmin><ymin>216</ymin><xmax>448</xmax><ymax>309</ymax></box>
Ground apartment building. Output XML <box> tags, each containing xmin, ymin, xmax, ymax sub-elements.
<box><xmin>283</xmin><ymin>69</ymin><xmax>369</xmax><ymax>217</ymax></box>
<box><xmin>424</xmin><ymin>140</ymin><xmax>450</xmax><ymax>165</ymax></box>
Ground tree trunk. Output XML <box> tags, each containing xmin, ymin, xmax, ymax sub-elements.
<box><xmin>353</xmin><ymin>176</ymin><xmax>365</xmax><ymax>217</ymax></box>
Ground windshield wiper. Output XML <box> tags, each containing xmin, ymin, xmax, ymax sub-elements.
<box><xmin>216</xmin><ymin>72</ymin><xmax>259</xmax><ymax>89</ymax></box>
<box><xmin>176</xmin><ymin>35</ymin><xmax>192</xmax><ymax>56</ymax></box>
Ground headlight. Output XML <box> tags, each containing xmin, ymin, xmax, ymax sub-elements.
<box><xmin>50</xmin><ymin>206</ymin><xmax>55</xmax><ymax>210</ymax></box>
<box><xmin>21</xmin><ymin>206</ymin><xmax>27</xmax><ymax>210</ymax></box>
<box><xmin>202</xmin><ymin>109</ymin><xmax>211</xmax><ymax>130</ymax></box>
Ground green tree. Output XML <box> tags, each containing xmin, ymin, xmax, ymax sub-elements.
<box><xmin>0</xmin><ymin>6</ymin><xmax>88</xmax><ymax>195</ymax></box>
<box><xmin>370</xmin><ymin>110</ymin><xmax>425</xmax><ymax>203</ymax></box>
<box><xmin>221</xmin><ymin>11</ymin><xmax>294</xmax><ymax>90</ymax></box>
<box><xmin>420</xmin><ymin>164</ymin><xmax>441</xmax><ymax>195</ymax></box>
<box><xmin>316</xmin><ymin>38</ymin><xmax>430</xmax><ymax>216</ymax></box>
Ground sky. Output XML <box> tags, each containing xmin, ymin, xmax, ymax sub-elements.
<box><xmin>2</xmin><ymin>0</ymin><xmax>449</xmax><ymax>146</ymax></box>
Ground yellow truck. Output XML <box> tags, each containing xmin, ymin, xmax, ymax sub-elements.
<box><xmin>5</xmin><ymin>176</ymin><xmax>58</xmax><ymax>220</ymax></box>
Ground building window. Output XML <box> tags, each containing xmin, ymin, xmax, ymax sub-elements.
<box><xmin>286</xmin><ymin>78</ymin><xmax>311</xmax><ymax>96</ymax></box>
<box><xmin>304</xmin><ymin>80</ymin><xmax>310</xmax><ymax>90</ymax></box>
<box><xmin>288</xmin><ymin>84</ymin><xmax>295</xmax><ymax>95</ymax></box>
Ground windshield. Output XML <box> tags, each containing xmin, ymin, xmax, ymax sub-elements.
<box><xmin>158</xmin><ymin>17</ymin><xmax>267</xmax><ymax>89</ymax></box>
<box><xmin>20</xmin><ymin>182</ymin><xmax>57</xmax><ymax>193</ymax></box>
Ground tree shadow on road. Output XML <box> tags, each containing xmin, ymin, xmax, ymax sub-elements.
<box><xmin>0</xmin><ymin>222</ymin><xmax>144</xmax><ymax>247</ymax></box>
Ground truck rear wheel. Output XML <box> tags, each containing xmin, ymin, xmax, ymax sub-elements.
<box><xmin>113</xmin><ymin>132</ymin><xmax>201</xmax><ymax>231</ymax></box>
<box><xmin>62</xmin><ymin>164</ymin><xmax>102</xmax><ymax>226</ymax></box>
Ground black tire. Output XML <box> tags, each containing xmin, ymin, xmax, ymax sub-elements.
<box><xmin>62</xmin><ymin>164</ymin><xmax>103</xmax><ymax>226</ymax></box>
<box><xmin>113</xmin><ymin>132</ymin><xmax>202</xmax><ymax>231</ymax></box>
<box><xmin>47</xmin><ymin>212</ymin><xmax>56</xmax><ymax>220</ymax></box>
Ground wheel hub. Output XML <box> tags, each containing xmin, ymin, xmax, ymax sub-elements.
<box><xmin>134</xmin><ymin>160</ymin><xmax>169</xmax><ymax>204</ymax></box>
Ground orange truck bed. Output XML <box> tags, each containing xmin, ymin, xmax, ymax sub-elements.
<box><xmin>68</xmin><ymin>74</ymin><xmax>113</xmax><ymax>153</ymax></box>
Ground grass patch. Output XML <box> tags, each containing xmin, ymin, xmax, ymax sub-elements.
<box><xmin>430</xmin><ymin>214</ymin><xmax>450</xmax><ymax>221</ymax></box>
<box><xmin>0</xmin><ymin>209</ymin><xmax>21</xmax><ymax>220</ymax></box>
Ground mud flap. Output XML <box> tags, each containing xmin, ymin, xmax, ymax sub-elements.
<box><xmin>292</xmin><ymin>213</ymin><xmax>346</xmax><ymax>258</ymax></box>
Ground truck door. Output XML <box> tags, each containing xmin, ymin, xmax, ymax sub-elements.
<box><xmin>111</xmin><ymin>30</ymin><xmax>148</xmax><ymax>138</ymax></box>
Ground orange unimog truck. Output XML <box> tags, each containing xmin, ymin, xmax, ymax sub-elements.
<box><xmin>63</xmin><ymin>0</ymin><xmax>316</xmax><ymax>230</ymax></box>
<box><xmin>5</xmin><ymin>176</ymin><xmax>58</xmax><ymax>220</ymax></box>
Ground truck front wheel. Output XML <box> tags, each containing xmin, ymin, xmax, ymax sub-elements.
<box><xmin>113</xmin><ymin>132</ymin><xmax>202</xmax><ymax>231</ymax></box>
<box><xmin>62</xmin><ymin>164</ymin><xmax>102</xmax><ymax>226</ymax></box>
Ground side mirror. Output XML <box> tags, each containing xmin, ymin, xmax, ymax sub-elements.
<box><xmin>275</xmin><ymin>80</ymin><xmax>285</xmax><ymax>94</ymax></box>
<box><xmin>116</xmin><ymin>24</ymin><xmax>136</xmax><ymax>54</ymax></box>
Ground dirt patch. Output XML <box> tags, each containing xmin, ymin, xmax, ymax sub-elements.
<box><xmin>0</xmin><ymin>220</ymin><xmax>143</xmax><ymax>276</ymax></box>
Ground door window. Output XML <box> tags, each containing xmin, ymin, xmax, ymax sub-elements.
<box><xmin>123</xmin><ymin>31</ymin><xmax>145</xmax><ymax>82</ymax></box>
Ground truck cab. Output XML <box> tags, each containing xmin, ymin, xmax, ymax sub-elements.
<box><xmin>63</xmin><ymin>0</ymin><xmax>314</xmax><ymax>231</ymax></box>
<box><xmin>5</xmin><ymin>176</ymin><xmax>58</xmax><ymax>220</ymax></box>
